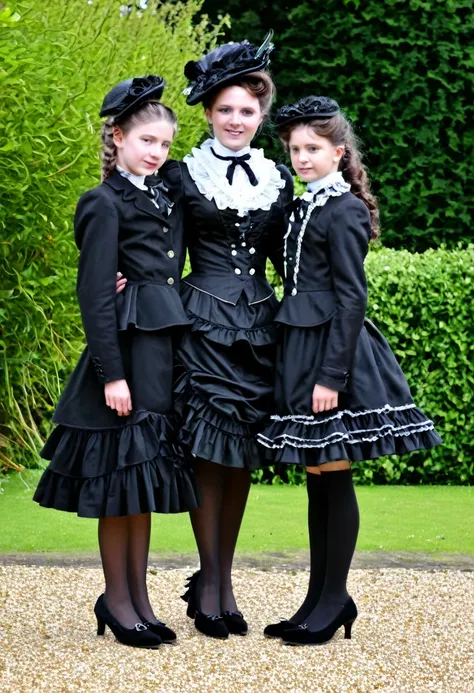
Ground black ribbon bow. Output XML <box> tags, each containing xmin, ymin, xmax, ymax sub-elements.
<box><xmin>210</xmin><ymin>147</ymin><xmax>258</xmax><ymax>187</ymax></box>
<box><xmin>144</xmin><ymin>177</ymin><xmax>172</xmax><ymax>217</ymax></box>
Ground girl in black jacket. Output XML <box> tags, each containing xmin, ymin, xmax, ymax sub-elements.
<box><xmin>33</xmin><ymin>76</ymin><xmax>198</xmax><ymax>648</ymax></box>
<box><xmin>259</xmin><ymin>96</ymin><xmax>441</xmax><ymax>646</ymax></box>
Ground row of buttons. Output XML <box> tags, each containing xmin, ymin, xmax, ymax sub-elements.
<box><xmin>234</xmin><ymin>268</ymin><xmax>256</xmax><ymax>276</ymax></box>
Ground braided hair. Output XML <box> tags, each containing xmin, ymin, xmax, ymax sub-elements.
<box><xmin>100</xmin><ymin>101</ymin><xmax>178</xmax><ymax>182</ymax></box>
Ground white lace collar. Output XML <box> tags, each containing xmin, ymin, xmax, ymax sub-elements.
<box><xmin>184</xmin><ymin>138</ymin><xmax>286</xmax><ymax>216</ymax></box>
<box><xmin>302</xmin><ymin>171</ymin><xmax>350</xmax><ymax>202</ymax></box>
<box><xmin>117</xmin><ymin>166</ymin><xmax>147</xmax><ymax>191</ymax></box>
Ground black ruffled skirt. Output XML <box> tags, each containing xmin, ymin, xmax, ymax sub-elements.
<box><xmin>34</xmin><ymin>325</ymin><xmax>198</xmax><ymax>517</ymax></box>
<box><xmin>257</xmin><ymin>318</ymin><xmax>442</xmax><ymax>465</ymax></box>
<box><xmin>173</xmin><ymin>283</ymin><xmax>278</xmax><ymax>470</ymax></box>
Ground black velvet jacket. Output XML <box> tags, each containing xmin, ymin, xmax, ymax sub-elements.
<box><xmin>275</xmin><ymin>192</ymin><xmax>372</xmax><ymax>391</ymax></box>
<box><xmin>74</xmin><ymin>169</ymin><xmax>189</xmax><ymax>384</ymax></box>
<box><xmin>162</xmin><ymin>160</ymin><xmax>294</xmax><ymax>305</ymax></box>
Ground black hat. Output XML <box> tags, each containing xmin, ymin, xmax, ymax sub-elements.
<box><xmin>275</xmin><ymin>96</ymin><xmax>340</xmax><ymax>128</ymax></box>
<box><xmin>99</xmin><ymin>75</ymin><xmax>166</xmax><ymax>119</ymax></box>
<box><xmin>183</xmin><ymin>30</ymin><xmax>274</xmax><ymax>106</ymax></box>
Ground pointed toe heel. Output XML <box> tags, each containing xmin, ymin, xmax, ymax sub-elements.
<box><xmin>94</xmin><ymin>595</ymin><xmax>162</xmax><ymax>649</ymax></box>
<box><xmin>263</xmin><ymin>620</ymin><xmax>295</xmax><ymax>639</ymax></box>
<box><xmin>222</xmin><ymin>610</ymin><xmax>248</xmax><ymax>636</ymax></box>
<box><xmin>282</xmin><ymin>598</ymin><xmax>358</xmax><ymax>647</ymax></box>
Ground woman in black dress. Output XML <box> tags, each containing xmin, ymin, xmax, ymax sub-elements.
<box><xmin>166</xmin><ymin>34</ymin><xmax>293</xmax><ymax>638</ymax></box>
<box><xmin>33</xmin><ymin>76</ymin><xmax>198</xmax><ymax>648</ymax></box>
<box><xmin>258</xmin><ymin>96</ymin><xmax>442</xmax><ymax>645</ymax></box>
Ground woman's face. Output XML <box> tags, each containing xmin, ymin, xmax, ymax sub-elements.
<box><xmin>206</xmin><ymin>85</ymin><xmax>263</xmax><ymax>151</ymax></box>
<box><xmin>288</xmin><ymin>124</ymin><xmax>344</xmax><ymax>182</ymax></box>
<box><xmin>113</xmin><ymin>119</ymin><xmax>174</xmax><ymax>176</ymax></box>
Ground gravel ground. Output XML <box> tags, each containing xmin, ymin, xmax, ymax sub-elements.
<box><xmin>1</xmin><ymin>565</ymin><xmax>473</xmax><ymax>693</ymax></box>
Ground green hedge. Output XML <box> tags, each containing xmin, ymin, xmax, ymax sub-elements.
<box><xmin>257</xmin><ymin>245</ymin><xmax>474</xmax><ymax>485</ymax></box>
<box><xmin>202</xmin><ymin>0</ymin><xmax>474</xmax><ymax>252</ymax></box>
<box><xmin>0</xmin><ymin>0</ymin><xmax>226</xmax><ymax>472</ymax></box>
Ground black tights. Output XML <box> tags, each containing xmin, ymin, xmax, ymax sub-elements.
<box><xmin>98</xmin><ymin>513</ymin><xmax>159</xmax><ymax>629</ymax></box>
<box><xmin>190</xmin><ymin>458</ymin><xmax>251</xmax><ymax>615</ymax></box>
<box><xmin>296</xmin><ymin>467</ymin><xmax>359</xmax><ymax>630</ymax></box>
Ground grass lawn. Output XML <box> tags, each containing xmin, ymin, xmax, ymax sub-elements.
<box><xmin>0</xmin><ymin>470</ymin><xmax>472</xmax><ymax>554</ymax></box>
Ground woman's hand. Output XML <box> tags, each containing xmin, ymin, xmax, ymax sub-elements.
<box><xmin>116</xmin><ymin>271</ymin><xmax>127</xmax><ymax>294</ymax></box>
<box><xmin>105</xmin><ymin>379</ymin><xmax>132</xmax><ymax>417</ymax></box>
<box><xmin>312</xmin><ymin>384</ymin><xmax>338</xmax><ymax>414</ymax></box>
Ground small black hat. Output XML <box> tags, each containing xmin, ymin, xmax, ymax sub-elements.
<box><xmin>183</xmin><ymin>31</ymin><xmax>274</xmax><ymax>106</ymax></box>
<box><xmin>99</xmin><ymin>74</ymin><xmax>166</xmax><ymax>119</ymax></box>
<box><xmin>275</xmin><ymin>96</ymin><xmax>340</xmax><ymax>128</ymax></box>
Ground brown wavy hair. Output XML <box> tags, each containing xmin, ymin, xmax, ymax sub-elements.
<box><xmin>100</xmin><ymin>101</ymin><xmax>178</xmax><ymax>181</ymax></box>
<box><xmin>279</xmin><ymin>113</ymin><xmax>380</xmax><ymax>240</ymax></box>
<box><xmin>203</xmin><ymin>71</ymin><xmax>276</xmax><ymax>119</ymax></box>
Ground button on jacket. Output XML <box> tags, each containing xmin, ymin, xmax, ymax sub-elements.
<box><xmin>73</xmin><ymin>169</ymin><xmax>189</xmax><ymax>385</ymax></box>
<box><xmin>162</xmin><ymin>161</ymin><xmax>294</xmax><ymax>306</ymax></box>
<box><xmin>275</xmin><ymin>192</ymin><xmax>372</xmax><ymax>391</ymax></box>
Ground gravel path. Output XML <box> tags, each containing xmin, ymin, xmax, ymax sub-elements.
<box><xmin>1</xmin><ymin>565</ymin><xmax>473</xmax><ymax>692</ymax></box>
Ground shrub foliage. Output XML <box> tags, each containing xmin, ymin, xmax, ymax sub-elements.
<box><xmin>0</xmin><ymin>0</ymin><xmax>226</xmax><ymax>472</ymax></box>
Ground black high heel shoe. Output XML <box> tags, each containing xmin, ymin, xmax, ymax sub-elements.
<box><xmin>181</xmin><ymin>571</ymin><xmax>229</xmax><ymax>640</ymax></box>
<box><xmin>222</xmin><ymin>610</ymin><xmax>248</xmax><ymax>636</ymax></box>
<box><xmin>263</xmin><ymin>619</ymin><xmax>296</xmax><ymax>639</ymax></box>
<box><xmin>282</xmin><ymin>598</ymin><xmax>358</xmax><ymax>646</ymax></box>
<box><xmin>94</xmin><ymin>595</ymin><xmax>162</xmax><ymax>649</ymax></box>
<box><xmin>134</xmin><ymin>611</ymin><xmax>177</xmax><ymax>644</ymax></box>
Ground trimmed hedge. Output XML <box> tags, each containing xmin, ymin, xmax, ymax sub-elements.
<box><xmin>0</xmin><ymin>0</ymin><xmax>226</xmax><ymax>472</ymax></box>
<box><xmin>201</xmin><ymin>0</ymin><xmax>474</xmax><ymax>252</ymax></box>
<box><xmin>258</xmin><ymin>245</ymin><xmax>474</xmax><ymax>485</ymax></box>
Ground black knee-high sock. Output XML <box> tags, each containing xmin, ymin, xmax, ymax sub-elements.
<box><xmin>189</xmin><ymin>458</ymin><xmax>225</xmax><ymax>614</ymax></box>
<box><xmin>289</xmin><ymin>472</ymin><xmax>327</xmax><ymax>623</ymax></box>
<box><xmin>98</xmin><ymin>516</ymin><xmax>140</xmax><ymax>629</ymax></box>
<box><xmin>218</xmin><ymin>467</ymin><xmax>251</xmax><ymax>612</ymax></box>
<box><xmin>304</xmin><ymin>468</ymin><xmax>359</xmax><ymax>630</ymax></box>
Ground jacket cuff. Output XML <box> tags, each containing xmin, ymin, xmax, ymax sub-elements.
<box><xmin>91</xmin><ymin>355</ymin><xmax>126</xmax><ymax>384</ymax></box>
<box><xmin>317</xmin><ymin>366</ymin><xmax>350</xmax><ymax>393</ymax></box>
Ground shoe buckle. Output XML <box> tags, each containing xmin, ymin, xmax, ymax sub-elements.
<box><xmin>135</xmin><ymin>623</ymin><xmax>147</xmax><ymax>631</ymax></box>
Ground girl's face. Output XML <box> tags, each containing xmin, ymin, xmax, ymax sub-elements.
<box><xmin>288</xmin><ymin>124</ymin><xmax>344</xmax><ymax>182</ymax></box>
<box><xmin>113</xmin><ymin>119</ymin><xmax>174</xmax><ymax>176</ymax></box>
<box><xmin>206</xmin><ymin>85</ymin><xmax>263</xmax><ymax>151</ymax></box>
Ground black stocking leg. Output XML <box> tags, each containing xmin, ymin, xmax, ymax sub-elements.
<box><xmin>289</xmin><ymin>470</ymin><xmax>327</xmax><ymax>623</ymax></box>
<box><xmin>303</xmin><ymin>468</ymin><xmax>359</xmax><ymax>631</ymax></box>
<box><xmin>127</xmin><ymin>513</ymin><xmax>157</xmax><ymax>623</ymax></box>
<box><xmin>218</xmin><ymin>467</ymin><xmax>251</xmax><ymax>613</ymax></box>
<box><xmin>98</xmin><ymin>516</ymin><xmax>140</xmax><ymax>629</ymax></box>
<box><xmin>189</xmin><ymin>458</ymin><xmax>226</xmax><ymax>614</ymax></box>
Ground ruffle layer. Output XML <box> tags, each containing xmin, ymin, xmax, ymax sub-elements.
<box><xmin>180</xmin><ymin>281</ymin><xmax>278</xmax><ymax>346</ymax></box>
<box><xmin>174</xmin><ymin>380</ymin><xmax>266</xmax><ymax>470</ymax></box>
<box><xmin>116</xmin><ymin>282</ymin><xmax>190</xmax><ymax>332</ymax></box>
<box><xmin>257</xmin><ymin>403</ymin><xmax>442</xmax><ymax>465</ymax></box>
<box><xmin>188</xmin><ymin>312</ymin><xmax>277</xmax><ymax>346</ymax></box>
<box><xmin>34</xmin><ymin>412</ymin><xmax>199</xmax><ymax>516</ymax></box>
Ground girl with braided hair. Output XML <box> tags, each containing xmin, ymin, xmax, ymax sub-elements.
<box><xmin>259</xmin><ymin>96</ymin><xmax>441</xmax><ymax>646</ymax></box>
<box><xmin>33</xmin><ymin>76</ymin><xmax>198</xmax><ymax>648</ymax></box>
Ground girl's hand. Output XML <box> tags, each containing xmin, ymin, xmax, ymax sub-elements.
<box><xmin>312</xmin><ymin>384</ymin><xmax>338</xmax><ymax>414</ymax></box>
<box><xmin>105</xmin><ymin>379</ymin><xmax>132</xmax><ymax>417</ymax></box>
<box><xmin>116</xmin><ymin>271</ymin><xmax>127</xmax><ymax>294</ymax></box>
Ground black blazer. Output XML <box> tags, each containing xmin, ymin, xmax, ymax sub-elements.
<box><xmin>162</xmin><ymin>160</ymin><xmax>294</xmax><ymax>306</ymax></box>
<box><xmin>275</xmin><ymin>192</ymin><xmax>372</xmax><ymax>391</ymax></box>
<box><xmin>74</xmin><ymin>169</ymin><xmax>189</xmax><ymax>384</ymax></box>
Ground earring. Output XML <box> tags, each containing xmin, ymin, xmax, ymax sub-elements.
<box><xmin>333</xmin><ymin>157</ymin><xmax>339</xmax><ymax>163</ymax></box>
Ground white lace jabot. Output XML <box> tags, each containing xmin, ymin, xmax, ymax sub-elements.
<box><xmin>184</xmin><ymin>138</ymin><xmax>286</xmax><ymax>216</ymax></box>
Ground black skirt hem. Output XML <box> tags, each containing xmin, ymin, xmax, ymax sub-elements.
<box><xmin>257</xmin><ymin>403</ymin><xmax>442</xmax><ymax>465</ymax></box>
<box><xmin>174</xmin><ymin>379</ymin><xmax>267</xmax><ymax>471</ymax></box>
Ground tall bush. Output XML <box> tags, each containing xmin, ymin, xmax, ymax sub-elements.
<box><xmin>260</xmin><ymin>245</ymin><xmax>474</xmax><ymax>485</ymax></box>
<box><xmin>202</xmin><ymin>0</ymin><xmax>474</xmax><ymax>252</ymax></box>
<box><xmin>0</xmin><ymin>0</ymin><xmax>226</xmax><ymax>472</ymax></box>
